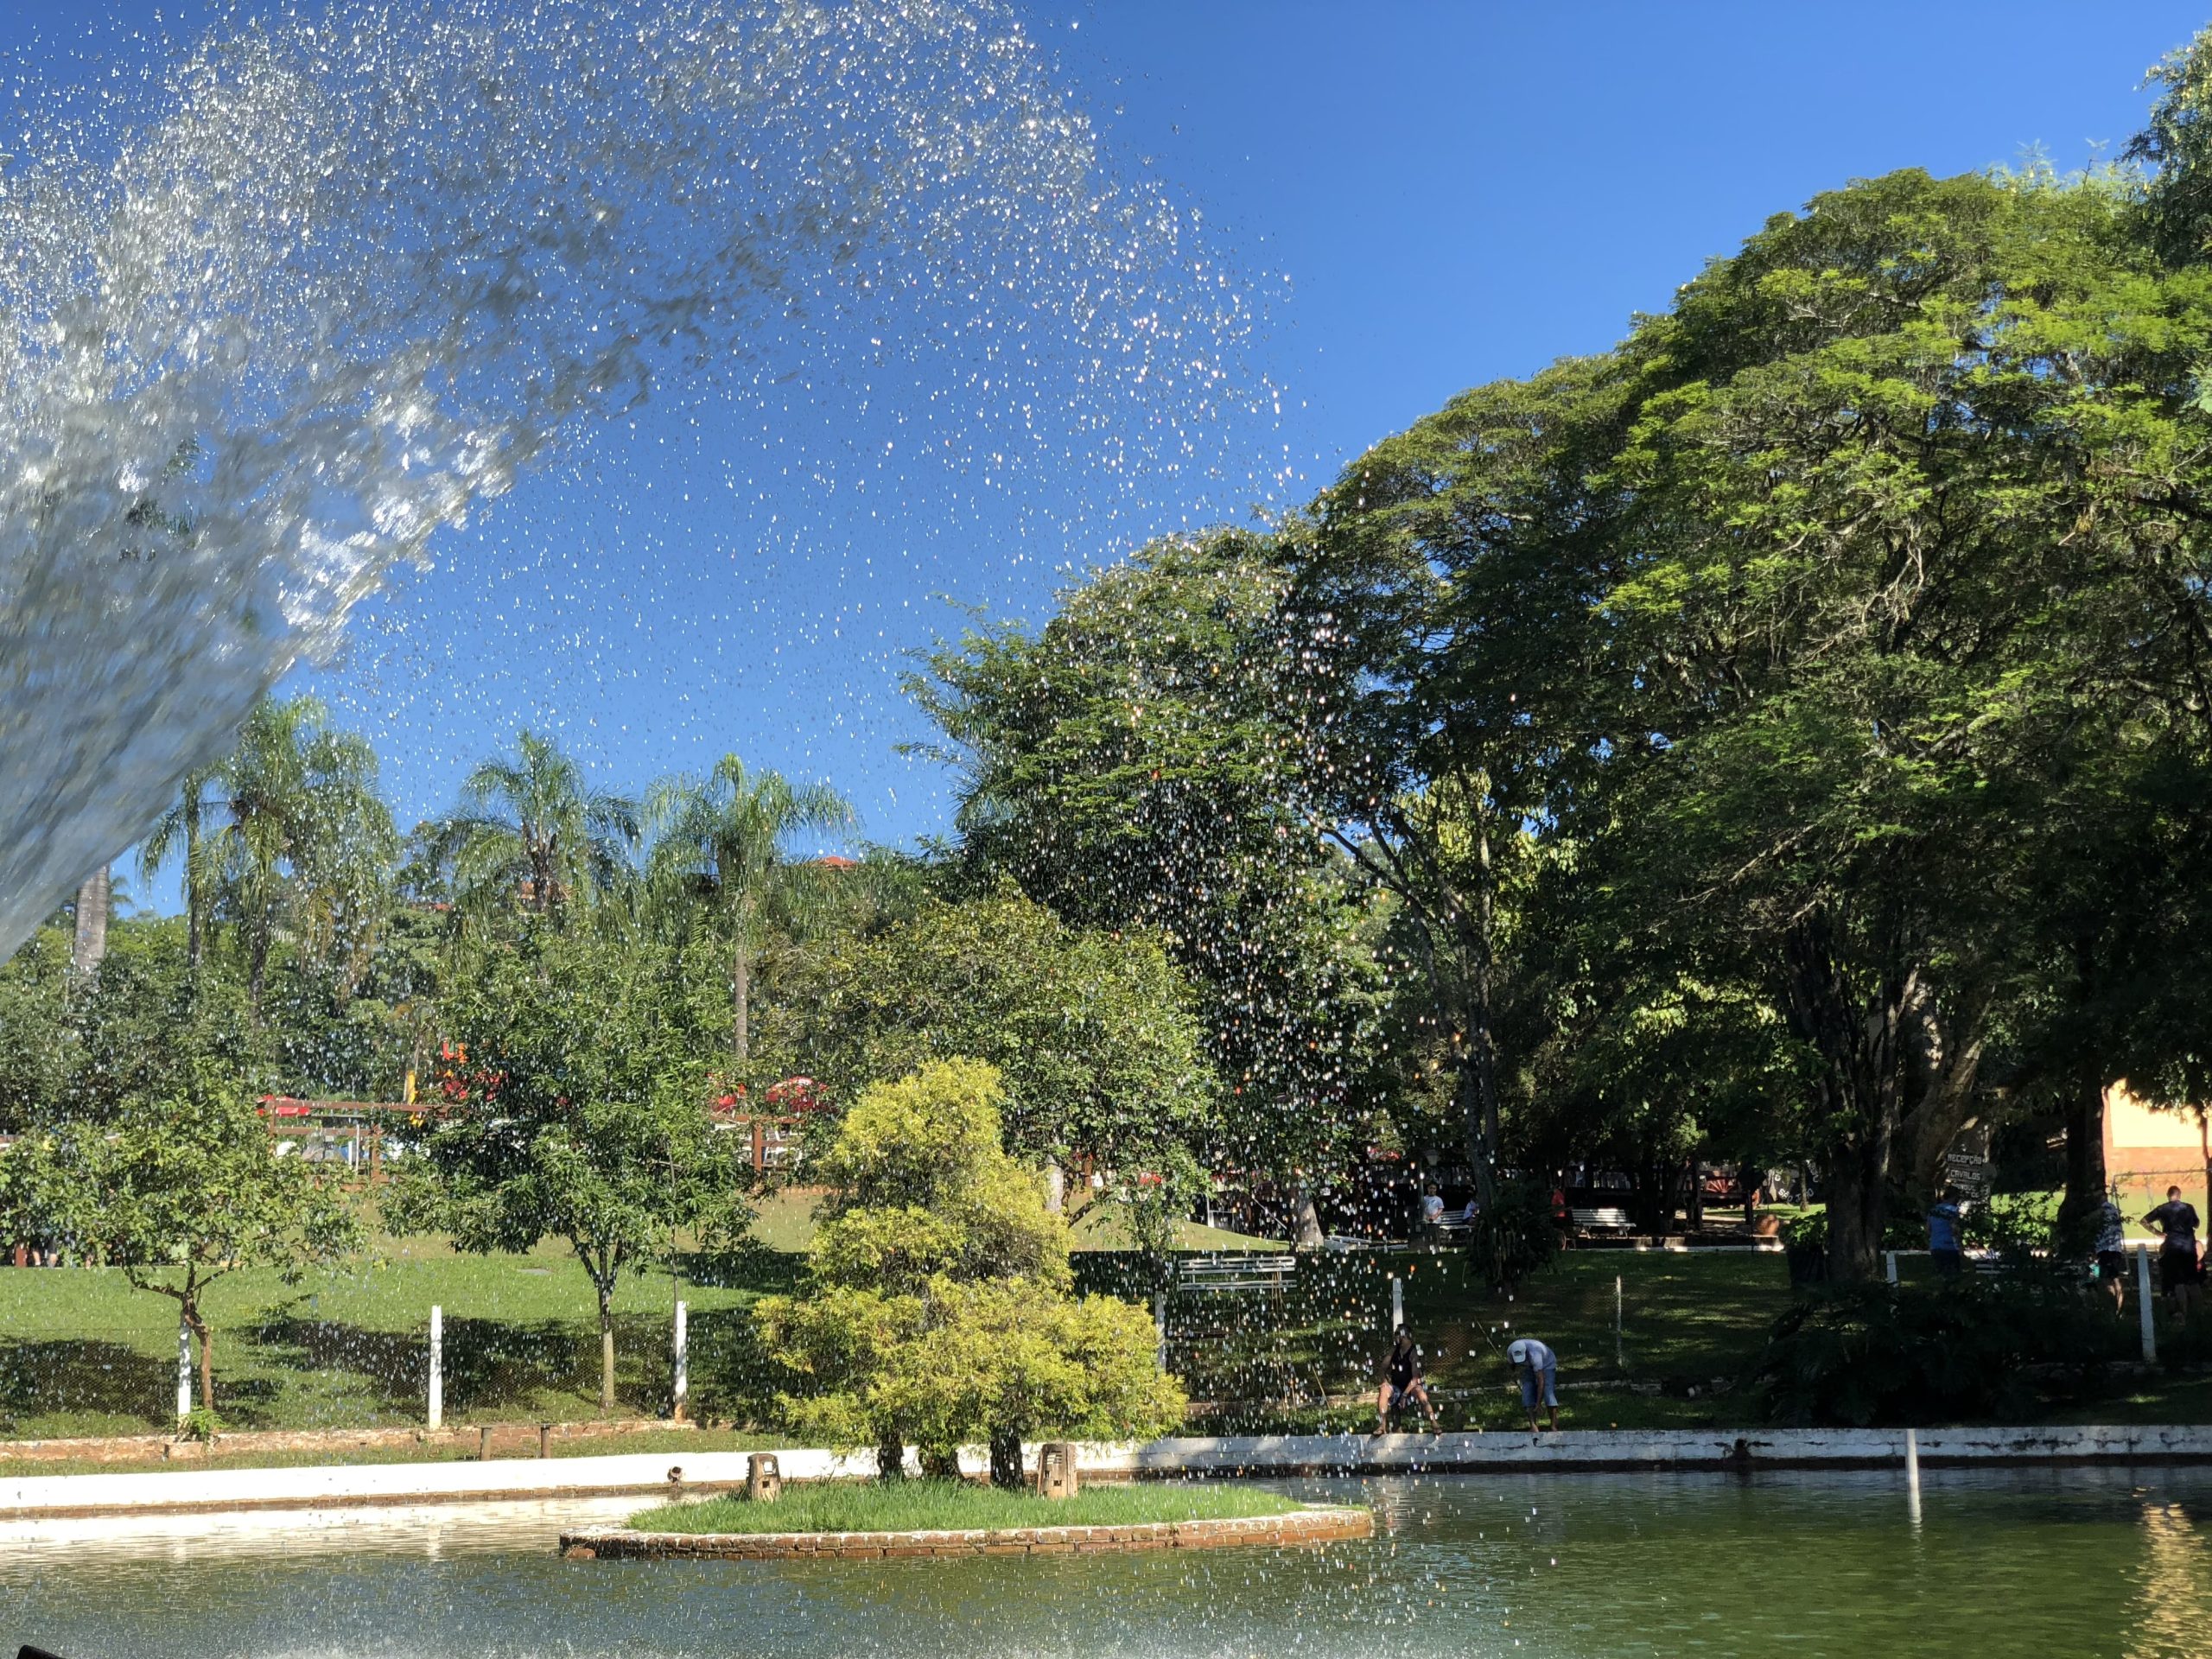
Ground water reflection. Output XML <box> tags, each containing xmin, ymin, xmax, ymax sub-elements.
<box><xmin>3</xmin><ymin>1470</ymin><xmax>2209</xmax><ymax>1658</ymax></box>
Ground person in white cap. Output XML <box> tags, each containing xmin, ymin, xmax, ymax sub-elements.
<box><xmin>1507</xmin><ymin>1337</ymin><xmax>1559</xmax><ymax>1431</ymax></box>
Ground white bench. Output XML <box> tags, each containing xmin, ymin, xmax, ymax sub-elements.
<box><xmin>1178</xmin><ymin>1254</ymin><xmax>1296</xmax><ymax>1294</ymax></box>
<box><xmin>1573</xmin><ymin>1206</ymin><xmax>1634</xmax><ymax>1232</ymax></box>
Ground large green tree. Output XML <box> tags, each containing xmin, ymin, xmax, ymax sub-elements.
<box><xmin>913</xmin><ymin>532</ymin><xmax>1390</xmax><ymax>1243</ymax></box>
<box><xmin>803</xmin><ymin>887</ymin><xmax>1218</xmax><ymax>1240</ymax></box>
<box><xmin>38</xmin><ymin>1069</ymin><xmax>361</xmax><ymax>1414</ymax></box>
<box><xmin>387</xmin><ymin>928</ymin><xmax>751</xmax><ymax>1412</ymax></box>
<box><xmin>1577</xmin><ymin>166</ymin><xmax>2212</xmax><ymax>1277</ymax></box>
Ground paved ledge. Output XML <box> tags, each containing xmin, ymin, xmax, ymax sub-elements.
<box><xmin>7</xmin><ymin>1425</ymin><xmax>2212</xmax><ymax>1520</ymax></box>
<box><xmin>0</xmin><ymin>1418</ymin><xmax>687</xmax><ymax>1466</ymax></box>
<box><xmin>559</xmin><ymin>1504</ymin><xmax>1373</xmax><ymax>1560</ymax></box>
<box><xmin>1086</xmin><ymin>1423</ymin><xmax>2212</xmax><ymax>1477</ymax></box>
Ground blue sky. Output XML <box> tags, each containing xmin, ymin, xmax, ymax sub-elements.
<box><xmin>5</xmin><ymin>0</ymin><xmax>2206</xmax><ymax>906</ymax></box>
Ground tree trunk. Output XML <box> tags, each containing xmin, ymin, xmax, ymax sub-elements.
<box><xmin>1288</xmin><ymin>1184</ymin><xmax>1325</xmax><ymax>1250</ymax></box>
<box><xmin>876</xmin><ymin>1431</ymin><xmax>906</xmax><ymax>1482</ymax></box>
<box><xmin>71</xmin><ymin>865</ymin><xmax>111</xmax><ymax>979</ymax></box>
<box><xmin>1822</xmin><ymin>1135</ymin><xmax>1889</xmax><ymax>1284</ymax></box>
<box><xmin>1740</xmin><ymin>1162</ymin><xmax>1762</xmax><ymax>1227</ymax></box>
<box><xmin>2056</xmin><ymin>1073</ymin><xmax>2110</xmax><ymax>1255</ymax></box>
<box><xmin>186</xmin><ymin>1307</ymin><xmax>214</xmax><ymax>1416</ymax></box>
<box><xmin>988</xmin><ymin>1426</ymin><xmax>1024</xmax><ymax>1491</ymax></box>
<box><xmin>598</xmin><ymin>1282</ymin><xmax>616</xmax><ymax>1414</ymax></box>
<box><xmin>248</xmin><ymin>918</ymin><xmax>270</xmax><ymax>1017</ymax></box>
<box><xmin>732</xmin><ymin>934</ymin><xmax>751</xmax><ymax>1065</ymax></box>
<box><xmin>184</xmin><ymin>803</ymin><xmax>204</xmax><ymax>970</ymax></box>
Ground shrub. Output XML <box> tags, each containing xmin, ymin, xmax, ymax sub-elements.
<box><xmin>755</xmin><ymin>1059</ymin><xmax>1185</xmax><ymax>1484</ymax></box>
<box><xmin>1751</xmin><ymin>1274</ymin><xmax>2130</xmax><ymax>1427</ymax></box>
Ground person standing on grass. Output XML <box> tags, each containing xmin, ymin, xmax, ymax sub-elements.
<box><xmin>1376</xmin><ymin>1326</ymin><xmax>1440</xmax><ymax>1433</ymax></box>
<box><xmin>1507</xmin><ymin>1338</ymin><xmax>1560</xmax><ymax>1432</ymax></box>
<box><xmin>2094</xmin><ymin>1188</ymin><xmax>2129</xmax><ymax>1313</ymax></box>
<box><xmin>1926</xmin><ymin>1189</ymin><xmax>1964</xmax><ymax>1279</ymax></box>
<box><xmin>2144</xmin><ymin>1186</ymin><xmax>2202</xmax><ymax>1321</ymax></box>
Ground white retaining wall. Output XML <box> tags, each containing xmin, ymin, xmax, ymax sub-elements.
<box><xmin>6</xmin><ymin>1424</ymin><xmax>2212</xmax><ymax>1519</ymax></box>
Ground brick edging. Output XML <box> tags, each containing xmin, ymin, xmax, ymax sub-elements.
<box><xmin>558</xmin><ymin>1503</ymin><xmax>1374</xmax><ymax>1560</ymax></box>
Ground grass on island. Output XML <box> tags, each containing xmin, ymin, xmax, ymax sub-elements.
<box><xmin>630</xmin><ymin>1478</ymin><xmax>1309</xmax><ymax>1535</ymax></box>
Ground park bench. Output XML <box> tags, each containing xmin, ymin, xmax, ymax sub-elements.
<box><xmin>1572</xmin><ymin>1206</ymin><xmax>1635</xmax><ymax>1233</ymax></box>
<box><xmin>1178</xmin><ymin>1253</ymin><xmax>1297</xmax><ymax>1294</ymax></box>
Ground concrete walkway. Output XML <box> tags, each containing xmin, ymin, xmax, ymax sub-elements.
<box><xmin>4</xmin><ymin>1424</ymin><xmax>2211</xmax><ymax>1520</ymax></box>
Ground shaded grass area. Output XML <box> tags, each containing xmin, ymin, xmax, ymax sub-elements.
<box><xmin>0</xmin><ymin>1425</ymin><xmax>783</xmax><ymax>1479</ymax></box>
<box><xmin>1140</xmin><ymin>1250</ymin><xmax>1796</xmax><ymax>1416</ymax></box>
<box><xmin>0</xmin><ymin>1239</ymin><xmax>798</xmax><ymax>1439</ymax></box>
<box><xmin>630</xmin><ymin>1478</ymin><xmax>1307</xmax><ymax>1535</ymax></box>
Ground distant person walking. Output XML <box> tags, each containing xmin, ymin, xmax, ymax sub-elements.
<box><xmin>1376</xmin><ymin>1327</ymin><xmax>1439</xmax><ymax>1433</ymax></box>
<box><xmin>1926</xmin><ymin>1191</ymin><xmax>1964</xmax><ymax>1279</ymax></box>
<box><xmin>1507</xmin><ymin>1337</ymin><xmax>1560</xmax><ymax>1432</ymax></box>
<box><xmin>2144</xmin><ymin>1186</ymin><xmax>2202</xmax><ymax>1320</ymax></box>
<box><xmin>2094</xmin><ymin>1189</ymin><xmax>2129</xmax><ymax>1313</ymax></box>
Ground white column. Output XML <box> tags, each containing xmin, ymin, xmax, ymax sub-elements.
<box><xmin>1389</xmin><ymin>1275</ymin><xmax>1403</xmax><ymax>1331</ymax></box>
<box><xmin>1614</xmin><ymin>1274</ymin><xmax>1624</xmax><ymax>1370</ymax></box>
<box><xmin>428</xmin><ymin>1305</ymin><xmax>444</xmax><ymax>1430</ymax></box>
<box><xmin>672</xmin><ymin>1300</ymin><xmax>690</xmax><ymax>1421</ymax></box>
<box><xmin>175</xmin><ymin>1315</ymin><xmax>193</xmax><ymax>1425</ymax></box>
<box><xmin>1886</xmin><ymin>1251</ymin><xmax>1899</xmax><ymax>1285</ymax></box>
<box><xmin>1904</xmin><ymin>1427</ymin><xmax>1922</xmax><ymax>1527</ymax></box>
<box><xmin>1154</xmin><ymin>1292</ymin><xmax>1168</xmax><ymax>1371</ymax></box>
<box><xmin>2138</xmin><ymin>1247</ymin><xmax>2158</xmax><ymax>1363</ymax></box>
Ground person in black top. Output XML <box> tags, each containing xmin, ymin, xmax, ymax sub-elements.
<box><xmin>2143</xmin><ymin>1185</ymin><xmax>2202</xmax><ymax>1321</ymax></box>
<box><xmin>1376</xmin><ymin>1326</ymin><xmax>1439</xmax><ymax>1434</ymax></box>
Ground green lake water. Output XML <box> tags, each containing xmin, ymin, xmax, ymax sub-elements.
<box><xmin>3</xmin><ymin>1468</ymin><xmax>2208</xmax><ymax>1657</ymax></box>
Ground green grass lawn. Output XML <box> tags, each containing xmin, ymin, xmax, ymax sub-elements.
<box><xmin>12</xmin><ymin>1226</ymin><xmax>2212</xmax><ymax>1448</ymax></box>
<box><xmin>629</xmin><ymin>1478</ymin><xmax>1308</xmax><ymax>1534</ymax></box>
<box><xmin>0</xmin><ymin>1236</ymin><xmax>797</xmax><ymax>1440</ymax></box>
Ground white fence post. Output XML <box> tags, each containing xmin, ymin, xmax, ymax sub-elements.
<box><xmin>672</xmin><ymin>1300</ymin><xmax>690</xmax><ymax>1422</ymax></box>
<box><xmin>1904</xmin><ymin>1427</ymin><xmax>1922</xmax><ymax>1526</ymax></box>
<box><xmin>1154</xmin><ymin>1292</ymin><xmax>1168</xmax><ymax>1371</ymax></box>
<box><xmin>1885</xmin><ymin>1251</ymin><xmax>1899</xmax><ymax>1285</ymax></box>
<box><xmin>2137</xmin><ymin>1247</ymin><xmax>2158</xmax><ymax>1363</ymax></box>
<box><xmin>1389</xmin><ymin>1275</ymin><xmax>1403</xmax><ymax>1331</ymax></box>
<box><xmin>428</xmin><ymin>1305</ymin><xmax>444</xmax><ymax>1430</ymax></box>
<box><xmin>175</xmin><ymin>1315</ymin><xmax>193</xmax><ymax>1425</ymax></box>
<box><xmin>1614</xmin><ymin>1274</ymin><xmax>1624</xmax><ymax>1370</ymax></box>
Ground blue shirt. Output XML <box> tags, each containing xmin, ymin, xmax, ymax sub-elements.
<box><xmin>1927</xmin><ymin>1202</ymin><xmax>1961</xmax><ymax>1252</ymax></box>
<box><xmin>1515</xmin><ymin>1339</ymin><xmax>1556</xmax><ymax>1375</ymax></box>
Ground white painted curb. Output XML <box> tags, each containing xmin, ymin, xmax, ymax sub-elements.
<box><xmin>4</xmin><ymin>1424</ymin><xmax>2210</xmax><ymax>1519</ymax></box>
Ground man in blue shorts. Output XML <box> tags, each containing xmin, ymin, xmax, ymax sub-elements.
<box><xmin>1507</xmin><ymin>1338</ymin><xmax>1559</xmax><ymax>1431</ymax></box>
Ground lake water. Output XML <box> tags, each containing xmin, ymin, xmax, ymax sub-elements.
<box><xmin>3</xmin><ymin>1468</ymin><xmax>2205</xmax><ymax>1658</ymax></box>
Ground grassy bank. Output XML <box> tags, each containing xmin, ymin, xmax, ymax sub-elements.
<box><xmin>0</xmin><ymin>1237</ymin><xmax>797</xmax><ymax>1439</ymax></box>
<box><xmin>630</xmin><ymin>1478</ymin><xmax>1306</xmax><ymax>1535</ymax></box>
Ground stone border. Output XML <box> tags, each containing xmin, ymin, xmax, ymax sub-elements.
<box><xmin>11</xmin><ymin>1425</ymin><xmax>2212</xmax><ymax>1520</ymax></box>
<box><xmin>0</xmin><ymin>1417</ymin><xmax>691</xmax><ymax>1468</ymax></box>
<box><xmin>559</xmin><ymin>1503</ymin><xmax>1373</xmax><ymax>1560</ymax></box>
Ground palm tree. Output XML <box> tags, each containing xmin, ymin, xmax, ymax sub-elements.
<box><xmin>647</xmin><ymin>754</ymin><xmax>853</xmax><ymax>1065</ymax></box>
<box><xmin>212</xmin><ymin>697</ymin><xmax>394</xmax><ymax>1013</ymax></box>
<box><xmin>427</xmin><ymin>732</ymin><xmax>639</xmax><ymax>925</ymax></box>
<box><xmin>139</xmin><ymin>765</ymin><xmax>222</xmax><ymax>969</ymax></box>
<box><xmin>70</xmin><ymin>866</ymin><xmax>111</xmax><ymax>980</ymax></box>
